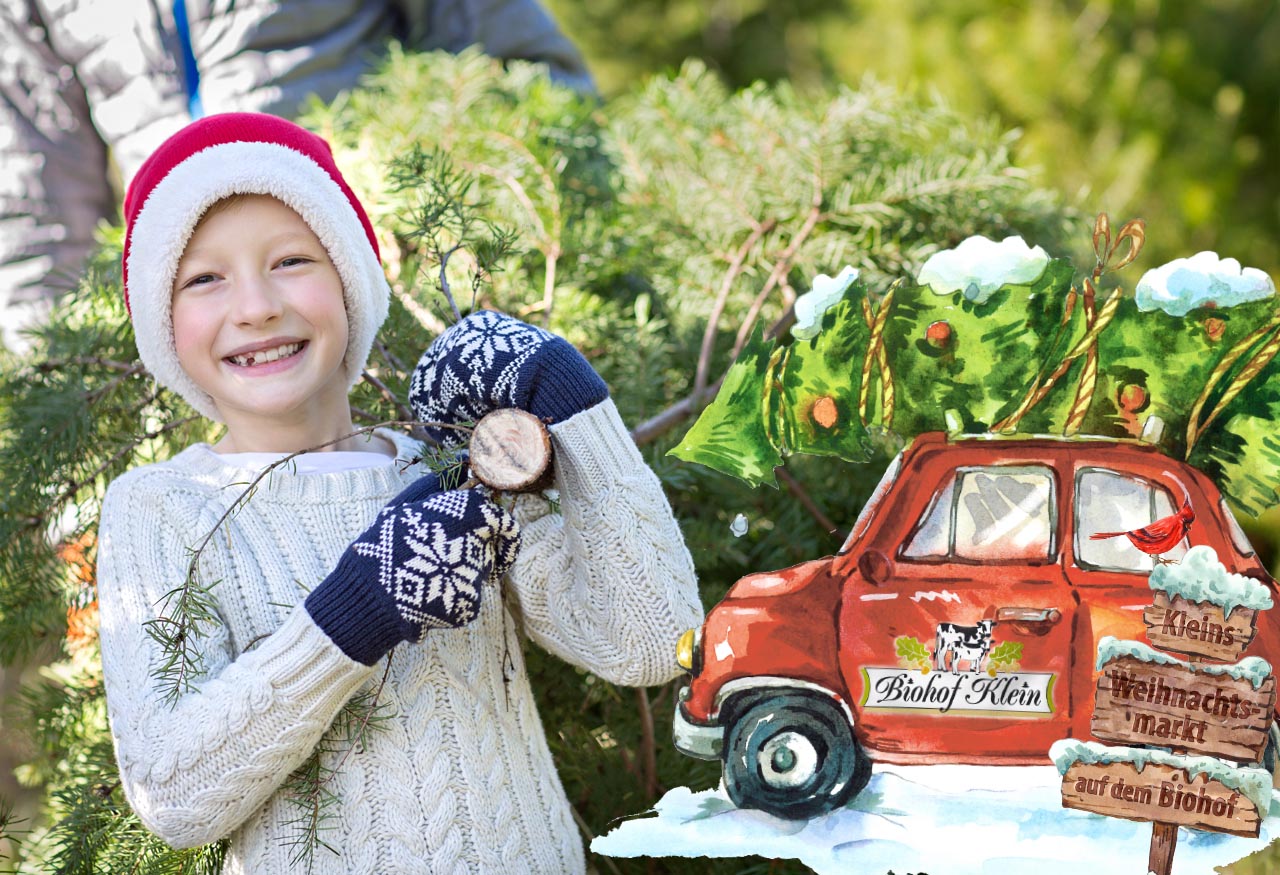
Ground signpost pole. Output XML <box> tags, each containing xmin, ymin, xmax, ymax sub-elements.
<box><xmin>1148</xmin><ymin>821</ymin><xmax>1177</xmax><ymax>875</ymax></box>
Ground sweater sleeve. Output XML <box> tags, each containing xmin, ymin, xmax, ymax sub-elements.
<box><xmin>96</xmin><ymin>469</ymin><xmax>377</xmax><ymax>849</ymax></box>
<box><xmin>504</xmin><ymin>399</ymin><xmax>704</xmax><ymax>687</ymax></box>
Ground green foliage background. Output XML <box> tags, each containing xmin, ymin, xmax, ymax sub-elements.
<box><xmin>4</xmin><ymin>2</ymin><xmax>1280</xmax><ymax>871</ymax></box>
<box><xmin>546</xmin><ymin>0</ymin><xmax>1280</xmax><ymax>278</ymax></box>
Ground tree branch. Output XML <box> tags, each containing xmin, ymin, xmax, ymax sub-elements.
<box><xmin>635</xmin><ymin>687</ymin><xmax>658</xmax><ymax>800</ymax></box>
<box><xmin>360</xmin><ymin>369</ymin><xmax>415</xmax><ymax>423</ymax></box>
<box><xmin>631</xmin><ymin>198</ymin><xmax>825</xmax><ymax>448</ymax></box>
<box><xmin>777</xmin><ymin>466</ymin><xmax>842</xmax><ymax>539</ymax></box>
<box><xmin>630</xmin><ymin>377</ymin><xmax>723</xmax><ymax>446</ymax></box>
<box><xmin>693</xmin><ymin>219</ymin><xmax>777</xmax><ymax>398</ymax></box>
<box><xmin>438</xmin><ymin>243</ymin><xmax>465</xmax><ymax>321</ymax></box>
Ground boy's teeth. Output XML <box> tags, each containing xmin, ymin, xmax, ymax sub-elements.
<box><xmin>230</xmin><ymin>341</ymin><xmax>303</xmax><ymax>366</ymax></box>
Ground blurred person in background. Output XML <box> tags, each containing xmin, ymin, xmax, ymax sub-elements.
<box><xmin>0</xmin><ymin>0</ymin><xmax>593</xmax><ymax>352</ymax></box>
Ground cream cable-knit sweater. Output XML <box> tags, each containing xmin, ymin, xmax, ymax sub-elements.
<box><xmin>96</xmin><ymin>400</ymin><xmax>704</xmax><ymax>874</ymax></box>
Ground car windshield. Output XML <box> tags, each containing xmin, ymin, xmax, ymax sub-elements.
<box><xmin>1221</xmin><ymin>498</ymin><xmax>1257</xmax><ymax>557</ymax></box>
<box><xmin>902</xmin><ymin>465</ymin><xmax>1056</xmax><ymax>562</ymax></box>
<box><xmin>839</xmin><ymin>451</ymin><xmax>903</xmax><ymax>554</ymax></box>
<box><xmin>1074</xmin><ymin>467</ymin><xmax>1187</xmax><ymax>572</ymax></box>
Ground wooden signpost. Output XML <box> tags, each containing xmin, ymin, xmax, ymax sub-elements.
<box><xmin>1052</xmin><ymin>546</ymin><xmax>1276</xmax><ymax>875</ymax></box>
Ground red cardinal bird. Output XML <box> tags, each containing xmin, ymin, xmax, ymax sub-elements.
<box><xmin>1090</xmin><ymin>497</ymin><xmax>1194</xmax><ymax>563</ymax></box>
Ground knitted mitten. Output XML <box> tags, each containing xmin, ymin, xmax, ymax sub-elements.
<box><xmin>305</xmin><ymin>474</ymin><xmax>520</xmax><ymax>665</ymax></box>
<box><xmin>408</xmin><ymin>310</ymin><xmax>609</xmax><ymax>448</ymax></box>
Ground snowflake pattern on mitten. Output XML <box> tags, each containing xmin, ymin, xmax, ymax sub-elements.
<box><xmin>409</xmin><ymin>310</ymin><xmax>608</xmax><ymax>448</ymax></box>
<box><xmin>352</xmin><ymin>489</ymin><xmax>521</xmax><ymax>633</ymax></box>
<box><xmin>410</xmin><ymin>312</ymin><xmax>550</xmax><ymax>447</ymax></box>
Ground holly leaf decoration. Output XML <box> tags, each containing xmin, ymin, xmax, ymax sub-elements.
<box><xmin>895</xmin><ymin>636</ymin><xmax>932</xmax><ymax>670</ymax></box>
<box><xmin>988</xmin><ymin>640</ymin><xmax>1023</xmax><ymax>671</ymax></box>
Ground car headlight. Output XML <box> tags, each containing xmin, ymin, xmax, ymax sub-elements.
<box><xmin>676</xmin><ymin>626</ymin><xmax>702</xmax><ymax>674</ymax></box>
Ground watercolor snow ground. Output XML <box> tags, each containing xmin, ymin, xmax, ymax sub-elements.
<box><xmin>592</xmin><ymin>764</ymin><xmax>1280</xmax><ymax>874</ymax></box>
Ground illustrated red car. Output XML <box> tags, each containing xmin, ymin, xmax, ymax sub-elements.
<box><xmin>672</xmin><ymin>430</ymin><xmax>1280</xmax><ymax>819</ymax></box>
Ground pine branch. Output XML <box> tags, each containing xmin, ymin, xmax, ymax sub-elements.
<box><xmin>283</xmin><ymin>655</ymin><xmax>394</xmax><ymax>870</ymax></box>
<box><xmin>147</xmin><ymin>420</ymin><xmax>465</xmax><ymax>705</ymax></box>
<box><xmin>29</xmin><ymin>414</ymin><xmax>201</xmax><ymax>533</ymax></box>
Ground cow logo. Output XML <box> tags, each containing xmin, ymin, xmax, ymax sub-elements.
<box><xmin>934</xmin><ymin>619</ymin><xmax>996</xmax><ymax>673</ymax></box>
<box><xmin>859</xmin><ymin>618</ymin><xmax>1056</xmax><ymax>716</ymax></box>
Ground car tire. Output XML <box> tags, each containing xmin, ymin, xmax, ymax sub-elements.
<box><xmin>723</xmin><ymin>693</ymin><xmax>870</xmax><ymax>819</ymax></box>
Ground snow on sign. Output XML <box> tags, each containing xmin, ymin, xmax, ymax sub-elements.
<box><xmin>1052</xmin><ymin>545</ymin><xmax>1277</xmax><ymax>875</ymax></box>
<box><xmin>1141</xmin><ymin>547</ymin><xmax>1274</xmax><ymax>662</ymax></box>
<box><xmin>1055</xmin><ymin>743</ymin><xmax>1269</xmax><ymax>839</ymax></box>
<box><xmin>1090</xmin><ymin>641</ymin><xmax>1275</xmax><ymax>761</ymax></box>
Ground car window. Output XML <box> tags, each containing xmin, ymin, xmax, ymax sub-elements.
<box><xmin>839</xmin><ymin>451</ymin><xmax>904</xmax><ymax>553</ymax></box>
<box><xmin>1074</xmin><ymin>468</ymin><xmax>1188</xmax><ymax>572</ymax></box>
<box><xmin>902</xmin><ymin>476</ymin><xmax>955</xmax><ymax>559</ymax></box>
<box><xmin>902</xmin><ymin>465</ymin><xmax>1055</xmax><ymax>562</ymax></box>
<box><xmin>1221</xmin><ymin>498</ymin><xmax>1257</xmax><ymax>557</ymax></box>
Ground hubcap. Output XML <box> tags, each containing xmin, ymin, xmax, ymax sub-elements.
<box><xmin>758</xmin><ymin>731</ymin><xmax>819</xmax><ymax>789</ymax></box>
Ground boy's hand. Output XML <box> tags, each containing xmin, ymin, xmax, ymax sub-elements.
<box><xmin>305</xmin><ymin>483</ymin><xmax>520</xmax><ymax>665</ymax></box>
<box><xmin>409</xmin><ymin>310</ymin><xmax>609</xmax><ymax>448</ymax></box>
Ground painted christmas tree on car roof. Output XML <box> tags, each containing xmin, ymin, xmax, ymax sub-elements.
<box><xmin>637</xmin><ymin>215</ymin><xmax>1280</xmax><ymax>862</ymax></box>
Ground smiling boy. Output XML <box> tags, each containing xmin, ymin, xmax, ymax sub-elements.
<box><xmin>169</xmin><ymin>194</ymin><xmax>380</xmax><ymax>454</ymax></box>
<box><xmin>97</xmin><ymin>112</ymin><xmax>703</xmax><ymax>873</ymax></box>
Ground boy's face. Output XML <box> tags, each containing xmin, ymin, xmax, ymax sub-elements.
<box><xmin>171</xmin><ymin>195</ymin><xmax>351</xmax><ymax>436</ymax></box>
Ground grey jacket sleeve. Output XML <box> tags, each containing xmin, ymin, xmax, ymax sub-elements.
<box><xmin>393</xmin><ymin>0</ymin><xmax>595</xmax><ymax>93</ymax></box>
<box><xmin>0</xmin><ymin>1</ymin><xmax>113</xmax><ymax>351</ymax></box>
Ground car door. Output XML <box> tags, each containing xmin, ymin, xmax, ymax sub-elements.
<box><xmin>839</xmin><ymin>442</ymin><xmax>1077</xmax><ymax>761</ymax></box>
<box><xmin>1062</xmin><ymin>454</ymin><xmax>1195</xmax><ymax>735</ymax></box>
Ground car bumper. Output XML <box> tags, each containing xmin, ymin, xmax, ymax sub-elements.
<box><xmin>672</xmin><ymin>687</ymin><xmax>722</xmax><ymax>760</ymax></box>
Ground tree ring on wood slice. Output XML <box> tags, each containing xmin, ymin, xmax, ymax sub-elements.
<box><xmin>469</xmin><ymin>408</ymin><xmax>554</xmax><ymax>493</ymax></box>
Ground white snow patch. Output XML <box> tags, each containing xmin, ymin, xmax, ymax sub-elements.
<box><xmin>1049</xmin><ymin>740</ymin><xmax>1271</xmax><ymax>815</ymax></box>
<box><xmin>917</xmin><ymin>235</ymin><xmax>1051</xmax><ymax>304</ymax></box>
<box><xmin>910</xmin><ymin>590</ymin><xmax>962</xmax><ymax>604</ymax></box>
<box><xmin>791</xmin><ymin>266</ymin><xmax>859</xmax><ymax>340</ymax></box>
<box><xmin>1149</xmin><ymin>545</ymin><xmax>1273</xmax><ymax>616</ymax></box>
<box><xmin>592</xmin><ymin>765</ymin><xmax>1280</xmax><ymax>874</ymax></box>
<box><xmin>1095</xmin><ymin>635</ymin><xmax>1273</xmax><ymax>690</ymax></box>
<box><xmin>1135</xmin><ymin>251</ymin><xmax>1275</xmax><ymax>317</ymax></box>
<box><xmin>730</xmin><ymin>513</ymin><xmax>748</xmax><ymax>538</ymax></box>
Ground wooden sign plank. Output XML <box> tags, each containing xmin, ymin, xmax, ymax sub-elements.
<box><xmin>1092</xmin><ymin>656</ymin><xmax>1276</xmax><ymax>762</ymax></box>
<box><xmin>1060</xmin><ymin>760</ymin><xmax>1262</xmax><ymax>838</ymax></box>
<box><xmin>1143</xmin><ymin>592</ymin><xmax>1257</xmax><ymax>662</ymax></box>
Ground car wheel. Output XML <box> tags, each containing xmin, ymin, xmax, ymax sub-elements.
<box><xmin>723</xmin><ymin>693</ymin><xmax>870</xmax><ymax>819</ymax></box>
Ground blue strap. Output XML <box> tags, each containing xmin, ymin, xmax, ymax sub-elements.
<box><xmin>172</xmin><ymin>0</ymin><xmax>204</xmax><ymax>118</ymax></box>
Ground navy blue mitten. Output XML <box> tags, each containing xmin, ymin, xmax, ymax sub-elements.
<box><xmin>408</xmin><ymin>310</ymin><xmax>609</xmax><ymax>448</ymax></box>
<box><xmin>305</xmin><ymin>474</ymin><xmax>520</xmax><ymax>665</ymax></box>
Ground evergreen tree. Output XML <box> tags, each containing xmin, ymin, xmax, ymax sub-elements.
<box><xmin>0</xmin><ymin>50</ymin><xmax>1073</xmax><ymax>874</ymax></box>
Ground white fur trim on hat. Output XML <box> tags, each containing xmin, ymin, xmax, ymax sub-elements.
<box><xmin>126</xmin><ymin>141</ymin><xmax>390</xmax><ymax>421</ymax></box>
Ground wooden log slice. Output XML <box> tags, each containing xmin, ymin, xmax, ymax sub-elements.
<box><xmin>469</xmin><ymin>408</ymin><xmax>553</xmax><ymax>493</ymax></box>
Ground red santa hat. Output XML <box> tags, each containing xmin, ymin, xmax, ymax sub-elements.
<box><xmin>121</xmin><ymin>112</ymin><xmax>390</xmax><ymax>421</ymax></box>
